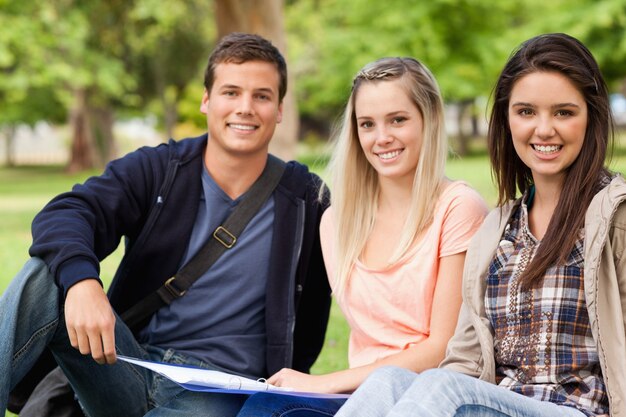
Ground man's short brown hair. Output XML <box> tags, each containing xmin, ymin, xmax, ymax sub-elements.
<box><xmin>204</xmin><ymin>33</ymin><xmax>287</xmax><ymax>102</ymax></box>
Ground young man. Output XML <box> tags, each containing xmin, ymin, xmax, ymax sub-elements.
<box><xmin>1</xmin><ymin>33</ymin><xmax>331</xmax><ymax>417</ymax></box>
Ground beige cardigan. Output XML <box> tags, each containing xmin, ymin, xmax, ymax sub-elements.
<box><xmin>440</xmin><ymin>175</ymin><xmax>626</xmax><ymax>417</ymax></box>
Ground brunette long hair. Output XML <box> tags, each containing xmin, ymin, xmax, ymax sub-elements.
<box><xmin>488</xmin><ymin>33</ymin><xmax>613</xmax><ymax>287</ymax></box>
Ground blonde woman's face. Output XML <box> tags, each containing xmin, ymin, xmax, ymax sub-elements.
<box><xmin>354</xmin><ymin>80</ymin><xmax>423</xmax><ymax>184</ymax></box>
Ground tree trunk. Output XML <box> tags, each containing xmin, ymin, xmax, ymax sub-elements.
<box><xmin>67</xmin><ymin>88</ymin><xmax>96</xmax><ymax>173</ymax></box>
<box><xmin>67</xmin><ymin>89</ymin><xmax>119</xmax><ymax>171</ymax></box>
<box><xmin>91</xmin><ymin>105</ymin><xmax>117</xmax><ymax>165</ymax></box>
<box><xmin>4</xmin><ymin>125</ymin><xmax>16</xmax><ymax>167</ymax></box>
<box><xmin>455</xmin><ymin>100</ymin><xmax>472</xmax><ymax>156</ymax></box>
<box><xmin>214</xmin><ymin>0</ymin><xmax>297</xmax><ymax>161</ymax></box>
<box><xmin>152</xmin><ymin>54</ymin><xmax>178</xmax><ymax>140</ymax></box>
<box><xmin>162</xmin><ymin>87</ymin><xmax>179</xmax><ymax>140</ymax></box>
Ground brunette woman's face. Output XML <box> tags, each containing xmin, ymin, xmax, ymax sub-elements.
<box><xmin>508</xmin><ymin>71</ymin><xmax>587</xmax><ymax>186</ymax></box>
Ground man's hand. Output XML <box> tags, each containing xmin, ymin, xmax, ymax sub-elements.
<box><xmin>64</xmin><ymin>279</ymin><xmax>117</xmax><ymax>365</ymax></box>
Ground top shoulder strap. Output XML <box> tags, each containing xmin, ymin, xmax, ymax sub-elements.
<box><xmin>121</xmin><ymin>155</ymin><xmax>286</xmax><ymax>330</ymax></box>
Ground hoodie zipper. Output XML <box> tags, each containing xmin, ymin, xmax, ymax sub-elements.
<box><xmin>121</xmin><ymin>159</ymin><xmax>179</xmax><ymax>274</ymax></box>
<box><xmin>284</xmin><ymin>198</ymin><xmax>306</xmax><ymax>367</ymax></box>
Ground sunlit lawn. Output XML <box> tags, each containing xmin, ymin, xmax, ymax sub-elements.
<box><xmin>2</xmin><ymin>137</ymin><xmax>625</xmax><ymax>416</ymax></box>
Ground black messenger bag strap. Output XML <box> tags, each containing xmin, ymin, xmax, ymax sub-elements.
<box><xmin>121</xmin><ymin>155</ymin><xmax>286</xmax><ymax>330</ymax></box>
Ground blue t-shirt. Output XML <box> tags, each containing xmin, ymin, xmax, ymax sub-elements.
<box><xmin>141</xmin><ymin>166</ymin><xmax>274</xmax><ymax>378</ymax></box>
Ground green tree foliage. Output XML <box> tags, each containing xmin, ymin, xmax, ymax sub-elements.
<box><xmin>286</xmin><ymin>0</ymin><xmax>518</xmax><ymax>119</ymax></box>
<box><xmin>285</xmin><ymin>0</ymin><xmax>626</xmax><ymax>142</ymax></box>
<box><xmin>0</xmin><ymin>1</ymin><xmax>100</xmax><ymax>121</ymax></box>
<box><xmin>525</xmin><ymin>0</ymin><xmax>626</xmax><ymax>89</ymax></box>
<box><xmin>128</xmin><ymin>0</ymin><xmax>215</xmax><ymax>138</ymax></box>
<box><xmin>2</xmin><ymin>0</ymin><xmax>626</xmax><ymax>162</ymax></box>
<box><xmin>0</xmin><ymin>0</ymin><xmax>213</xmax><ymax>168</ymax></box>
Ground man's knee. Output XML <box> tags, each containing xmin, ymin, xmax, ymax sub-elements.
<box><xmin>13</xmin><ymin>258</ymin><xmax>60</xmax><ymax>306</ymax></box>
<box><xmin>4</xmin><ymin>257</ymin><xmax>63</xmax><ymax>339</ymax></box>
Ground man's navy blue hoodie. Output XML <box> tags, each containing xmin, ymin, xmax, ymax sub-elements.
<box><xmin>30</xmin><ymin>134</ymin><xmax>331</xmax><ymax>376</ymax></box>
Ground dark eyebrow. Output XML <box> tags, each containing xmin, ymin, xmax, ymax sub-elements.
<box><xmin>551</xmin><ymin>103</ymin><xmax>581</xmax><ymax>110</ymax></box>
<box><xmin>510</xmin><ymin>102</ymin><xmax>534</xmax><ymax>108</ymax></box>
<box><xmin>219</xmin><ymin>84</ymin><xmax>241</xmax><ymax>90</ymax></box>
<box><xmin>219</xmin><ymin>84</ymin><xmax>276</xmax><ymax>97</ymax></box>
<box><xmin>255</xmin><ymin>87</ymin><xmax>276</xmax><ymax>96</ymax></box>
<box><xmin>510</xmin><ymin>101</ymin><xmax>581</xmax><ymax>110</ymax></box>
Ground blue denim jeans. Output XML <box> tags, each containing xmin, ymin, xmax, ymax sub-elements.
<box><xmin>1</xmin><ymin>258</ymin><xmax>248</xmax><ymax>417</ymax></box>
<box><xmin>237</xmin><ymin>392</ymin><xmax>345</xmax><ymax>416</ymax></box>
<box><xmin>335</xmin><ymin>367</ymin><xmax>587</xmax><ymax>417</ymax></box>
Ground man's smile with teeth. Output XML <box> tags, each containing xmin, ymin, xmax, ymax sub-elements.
<box><xmin>532</xmin><ymin>144</ymin><xmax>562</xmax><ymax>154</ymax></box>
<box><xmin>229</xmin><ymin>123</ymin><xmax>257</xmax><ymax>131</ymax></box>
<box><xmin>377</xmin><ymin>149</ymin><xmax>403</xmax><ymax>160</ymax></box>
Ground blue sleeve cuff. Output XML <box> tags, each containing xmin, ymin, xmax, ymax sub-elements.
<box><xmin>57</xmin><ymin>257</ymin><xmax>103</xmax><ymax>297</ymax></box>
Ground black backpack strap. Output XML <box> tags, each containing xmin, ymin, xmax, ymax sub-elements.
<box><xmin>121</xmin><ymin>155</ymin><xmax>286</xmax><ymax>330</ymax></box>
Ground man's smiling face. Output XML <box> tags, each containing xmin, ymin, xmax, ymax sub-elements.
<box><xmin>201</xmin><ymin>60</ymin><xmax>283</xmax><ymax>159</ymax></box>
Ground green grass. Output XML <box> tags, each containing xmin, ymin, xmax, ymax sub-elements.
<box><xmin>2</xmin><ymin>141</ymin><xmax>626</xmax><ymax>416</ymax></box>
<box><xmin>0</xmin><ymin>166</ymin><xmax>126</xmax><ymax>293</ymax></box>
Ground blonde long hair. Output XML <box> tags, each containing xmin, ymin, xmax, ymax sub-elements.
<box><xmin>328</xmin><ymin>57</ymin><xmax>448</xmax><ymax>296</ymax></box>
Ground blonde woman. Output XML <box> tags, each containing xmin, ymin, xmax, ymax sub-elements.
<box><xmin>237</xmin><ymin>57</ymin><xmax>488</xmax><ymax>416</ymax></box>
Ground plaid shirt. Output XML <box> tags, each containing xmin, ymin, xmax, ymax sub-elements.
<box><xmin>485</xmin><ymin>192</ymin><xmax>608</xmax><ymax>416</ymax></box>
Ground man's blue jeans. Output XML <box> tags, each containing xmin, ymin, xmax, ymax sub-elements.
<box><xmin>335</xmin><ymin>367</ymin><xmax>587</xmax><ymax>417</ymax></box>
<box><xmin>0</xmin><ymin>258</ymin><xmax>247</xmax><ymax>417</ymax></box>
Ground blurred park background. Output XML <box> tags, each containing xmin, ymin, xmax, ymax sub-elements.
<box><xmin>3</xmin><ymin>0</ymin><xmax>626</xmax><ymax>402</ymax></box>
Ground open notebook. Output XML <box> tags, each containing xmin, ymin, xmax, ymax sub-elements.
<box><xmin>118</xmin><ymin>355</ymin><xmax>350</xmax><ymax>399</ymax></box>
